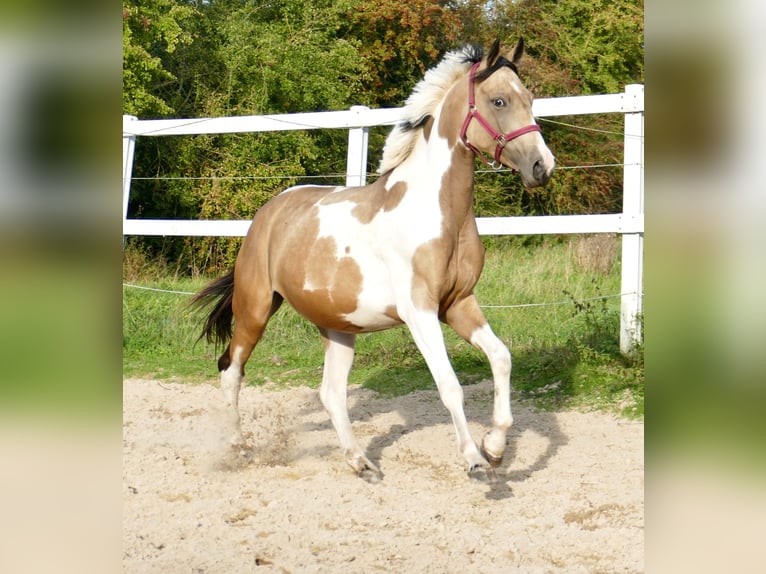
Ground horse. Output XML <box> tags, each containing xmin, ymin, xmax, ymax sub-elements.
<box><xmin>192</xmin><ymin>39</ymin><xmax>555</xmax><ymax>481</ymax></box>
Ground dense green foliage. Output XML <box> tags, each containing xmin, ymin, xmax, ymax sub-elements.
<box><xmin>123</xmin><ymin>0</ymin><xmax>643</xmax><ymax>274</ymax></box>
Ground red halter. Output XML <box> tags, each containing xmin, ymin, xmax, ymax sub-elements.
<box><xmin>459</xmin><ymin>62</ymin><xmax>541</xmax><ymax>168</ymax></box>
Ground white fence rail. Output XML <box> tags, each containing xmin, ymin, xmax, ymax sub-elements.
<box><xmin>122</xmin><ymin>84</ymin><xmax>644</xmax><ymax>354</ymax></box>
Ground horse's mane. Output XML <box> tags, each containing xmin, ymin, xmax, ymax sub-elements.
<box><xmin>378</xmin><ymin>44</ymin><xmax>485</xmax><ymax>174</ymax></box>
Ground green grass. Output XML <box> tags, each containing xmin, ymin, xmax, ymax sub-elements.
<box><xmin>123</xmin><ymin>237</ymin><xmax>643</xmax><ymax>417</ymax></box>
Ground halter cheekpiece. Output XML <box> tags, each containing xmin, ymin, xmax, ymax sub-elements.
<box><xmin>459</xmin><ymin>61</ymin><xmax>541</xmax><ymax>168</ymax></box>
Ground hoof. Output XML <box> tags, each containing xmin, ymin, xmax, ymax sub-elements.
<box><xmin>347</xmin><ymin>453</ymin><xmax>382</xmax><ymax>483</ymax></box>
<box><xmin>480</xmin><ymin>444</ymin><xmax>504</xmax><ymax>468</ymax></box>
<box><xmin>357</xmin><ymin>466</ymin><xmax>383</xmax><ymax>484</ymax></box>
<box><xmin>468</xmin><ymin>462</ymin><xmax>497</xmax><ymax>484</ymax></box>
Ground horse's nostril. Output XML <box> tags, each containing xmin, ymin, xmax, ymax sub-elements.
<box><xmin>533</xmin><ymin>159</ymin><xmax>547</xmax><ymax>183</ymax></box>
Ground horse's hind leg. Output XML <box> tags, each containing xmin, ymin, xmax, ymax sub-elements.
<box><xmin>218</xmin><ymin>342</ymin><xmax>249</xmax><ymax>446</ymax></box>
<box><xmin>318</xmin><ymin>328</ymin><xmax>379</xmax><ymax>480</ymax></box>
<box><xmin>220</xmin><ymin>292</ymin><xmax>283</xmax><ymax>445</ymax></box>
<box><xmin>445</xmin><ymin>295</ymin><xmax>512</xmax><ymax>467</ymax></box>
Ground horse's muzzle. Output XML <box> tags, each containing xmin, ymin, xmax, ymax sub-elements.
<box><xmin>524</xmin><ymin>157</ymin><xmax>554</xmax><ymax>188</ymax></box>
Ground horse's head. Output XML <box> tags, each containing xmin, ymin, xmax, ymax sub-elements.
<box><xmin>459</xmin><ymin>39</ymin><xmax>555</xmax><ymax>188</ymax></box>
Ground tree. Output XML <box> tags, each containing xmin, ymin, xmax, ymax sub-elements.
<box><xmin>478</xmin><ymin>0</ymin><xmax>644</xmax><ymax>96</ymax></box>
<box><xmin>125</xmin><ymin>0</ymin><xmax>376</xmax><ymax>272</ymax></box>
<box><xmin>123</xmin><ymin>0</ymin><xmax>645</xmax><ymax>274</ymax></box>
<box><xmin>122</xmin><ymin>0</ymin><xmax>199</xmax><ymax>117</ymax></box>
<box><xmin>344</xmin><ymin>0</ymin><xmax>463</xmax><ymax>107</ymax></box>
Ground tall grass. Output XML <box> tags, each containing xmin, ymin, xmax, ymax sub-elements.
<box><xmin>123</xmin><ymin>236</ymin><xmax>642</xmax><ymax>417</ymax></box>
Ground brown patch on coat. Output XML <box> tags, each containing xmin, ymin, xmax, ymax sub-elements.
<box><xmin>316</xmin><ymin>176</ymin><xmax>407</xmax><ymax>225</ymax></box>
<box><xmin>380</xmin><ymin>181</ymin><xmax>407</xmax><ymax>213</ymax></box>
<box><xmin>410</xmin><ymin>237</ymin><xmax>452</xmax><ymax>312</ymax></box>
<box><xmin>408</xmin><ymin>138</ymin><xmax>486</xmax><ymax>316</ymax></box>
<box><xmin>291</xmin><ymin>251</ymin><xmax>366</xmax><ymax>333</ymax></box>
<box><xmin>409</xmin><ymin>232</ymin><xmax>482</xmax><ymax>316</ymax></box>
<box><xmin>305</xmin><ymin>236</ymin><xmax>339</xmax><ymax>289</ymax></box>
<box><xmin>442</xmin><ymin>295</ymin><xmax>488</xmax><ymax>342</ymax></box>
<box><xmin>438</xmin><ymin>79</ymin><xmax>469</xmax><ymax>149</ymax></box>
<box><xmin>349</xmin><ymin>197</ymin><xmax>376</xmax><ymax>224</ymax></box>
<box><xmin>383</xmin><ymin>305</ymin><xmax>402</xmax><ymax>323</ymax></box>
<box><xmin>303</xmin><ymin>234</ymin><xmax>364</xmax><ymax>319</ymax></box>
<box><xmin>232</xmin><ymin>187</ymin><xmax>365</xmax><ymax>333</ymax></box>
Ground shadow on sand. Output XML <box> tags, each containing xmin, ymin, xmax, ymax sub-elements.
<box><xmin>289</xmin><ymin>346</ymin><xmax>573</xmax><ymax>501</ymax></box>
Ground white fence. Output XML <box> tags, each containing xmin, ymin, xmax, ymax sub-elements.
<box><xmin>122</xmin><ymin>84</ymin><xmax>644</xmax><ymax>354</ymax></box>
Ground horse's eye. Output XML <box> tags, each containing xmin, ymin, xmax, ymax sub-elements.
<box><xmin>492</xmin><ymin>98</ymin><xmax>506</xmax><ymax>108</ymax></box>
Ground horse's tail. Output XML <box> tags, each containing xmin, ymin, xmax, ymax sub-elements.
<box><xmin>189</xmin><ymin>269</ymin><xmax>235</xmax><ymax>347</ymax></box>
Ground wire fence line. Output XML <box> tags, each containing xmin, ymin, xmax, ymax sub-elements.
<box><xmin>127</xmin><ymin>116</ymin><xmax>636</xmax><ymax>185</ymax></box>
<box><xmin>129</xmin><ymin>160</ymin><xmax>632</xmax><ymax>184</ymax></box>
<box><xmin>122</xmin><ymin>283</ymin><xmax>198</xmax><ymax>296</ymax></box>
<box><xmin>122</xmin><ymin>282</ymin><xmax>636</xmax><ymax>310</ymax></box>
<box><xmin>537</xmin><ymin>116</ymin><xmax>644</xmax><ymax>139</ymax></box>
<box><xmin>130</xmin><ymin>174</ymin><xmax>347</xmax><ymax>181</ymax></box>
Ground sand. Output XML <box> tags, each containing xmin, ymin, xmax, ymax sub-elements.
<box><xmin>123</xmin><ymin>377</ymin><xmax>643</xmax><ymax>573</ymax></box>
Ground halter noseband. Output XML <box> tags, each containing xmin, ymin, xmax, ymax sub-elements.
<box><xmin>459</xmin><ymin>61</ymin><xmax>541</xmax><ymax>168</ymax></box>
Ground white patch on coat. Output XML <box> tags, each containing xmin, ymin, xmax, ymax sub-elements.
<box><xmin>309</xmin><ymin>119</ymin><xmax>454</xmax><ymax>329</ymax></box>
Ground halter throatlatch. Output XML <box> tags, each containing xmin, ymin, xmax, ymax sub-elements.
<box><xmin>460</xmin><ymin>62</ymin><xmax>541</xmax><ymax>168</ymax></box>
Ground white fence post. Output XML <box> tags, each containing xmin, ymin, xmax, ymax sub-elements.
<box><xmin>345</xmin><ymin>106</ymin><xmax>370</xmax><ymax>187</ymax></box>
<box><xmin>123</xmin><ymin>115</ymin><xmax>138</xmax><ymax>242</ymax></box>
<box><xmin>620</xmin><ymin>85</ymin><xmax>644</xmax><ymax>356</ymax></box>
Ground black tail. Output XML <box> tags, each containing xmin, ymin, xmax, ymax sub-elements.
<box><xmin>189</xmin><ymin>270</ymin><xmax>235</xmax><ymax>347</ymax></box>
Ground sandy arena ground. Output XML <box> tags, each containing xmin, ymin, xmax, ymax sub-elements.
<box><xmin>123</xmin><ymin>378</ymin><xmax>643</xmax><ymax>573</ymax></box>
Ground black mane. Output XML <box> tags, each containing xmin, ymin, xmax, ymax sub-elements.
<box><xmin>391</xmin><ymin>40</ymin><xmax>519</xmax><ymax>137</ymax></box>
<box><xmin>461</xmin><ymin>43</ymin><xmax>485</xmax><ymax>65</ymax></box>
<box><xmin>462</xmin><ymin>40</ymin><xmax>520</xmax><ymax>81</ymax></box>
<box><xmin>475</xmin><ymin>55</ymin><xmax>518</xmax><ymax>81</ymax></box>
<box><xmin>399</xmin><ymin>115</ymin><xmax>432</xmax><ymax>133</ymax></box>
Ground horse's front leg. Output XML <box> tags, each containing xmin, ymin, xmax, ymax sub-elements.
<box><xmin>403</xmin><ymin>307</ymin><xmax>492</xmax><ymax>477</ymax></box>
<box><xmin>470</xmin><ymin>323</ymin><xmax>512</xmax><ymax>466</ymax></box>
<box><xmin>445</xmin><ymin>295</ymin><xmax>513</xmax><ymax>467</ymax></box>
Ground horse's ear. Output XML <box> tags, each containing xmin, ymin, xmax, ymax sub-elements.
<box><xmin>486</xmin><ymin>39</ymin><xmax>502</xmax><ymax>66</ymax></box>
<box><xmin>510</xmin><ymin>37</ymin><xmax>525</xmax><ymax>67</ymax></box>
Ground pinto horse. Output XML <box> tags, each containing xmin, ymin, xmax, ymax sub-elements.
<box><xmin>193</xmin><ymin>39</ymin><xmax>555</xmax><ymax>480</ymax></box>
